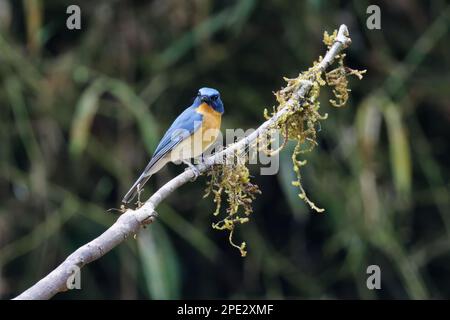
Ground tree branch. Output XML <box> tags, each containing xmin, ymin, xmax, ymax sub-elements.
<box><xmin>13</xmin><ymin>24</ymin><xmax>351</xmax><ymax>300</ymax></box>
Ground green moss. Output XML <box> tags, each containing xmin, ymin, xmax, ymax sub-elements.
<box><xmin>205</xmin><ymin>29</ymin><xmax>365</xmax><ymax>256</ymax></box>
<box><xmin>203</xmin><ymin>150</ymin><xmax>261</xmax><ymax>257</ymax></box>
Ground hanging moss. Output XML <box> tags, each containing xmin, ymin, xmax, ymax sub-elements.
<box><xmin>203</xmin><ymin>150</ymin><xmax>261</xmax><ymax>257</ymax></box>
<box><xmin>204</xmin><ymin>29</ymin><xmax>365</xmax><ymax>256</ymax></box>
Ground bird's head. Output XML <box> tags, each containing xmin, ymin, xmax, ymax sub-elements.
<box><xmin>196</xmin><ymin>87</ymin><xmax>224</xmax><ymax>114</ymax></box>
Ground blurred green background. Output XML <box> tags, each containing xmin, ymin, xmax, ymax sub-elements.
<box><xmin>0</xmin><ymin>0</ymin><xmax>449</xmax><ymax>299</ymax></box>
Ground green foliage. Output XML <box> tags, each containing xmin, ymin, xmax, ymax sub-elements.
<box><xmin>1</xmin><ymin>1</ymin><xmax>449</xmax><ymax>299</ymax></box>
<box><xmin>137</xmin><ymin>223</ymin><xmax>180</xmax><ymax>299</ymax></box>
<box><xmin>266</xmin><ymin>30</ymin><xmax>365</xmax><ymax>213</ymax></box>
<box><xmin>204</xmin><ymin>29</ymin><xmax>365</xmax><ymax>255</ymax></box>
<box><xmin>70</xmin><ymin>77</ymin><xmax>160</xmax><ymax>156</ymax></box>
<box><xmin>204</xmin><ymin>152</ymin><xmax>261</xmax><ymax>257</ymax></box>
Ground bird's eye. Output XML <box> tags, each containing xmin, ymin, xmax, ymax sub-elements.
<box><xmin>212</xmin><ymin>95</ymin><xmax>218</xmax><ymax>101</ymax></box>
<box><xmin>197</xmin><ymin>91</ymin><xmax>201</xmax><ymax>96</ymax></box>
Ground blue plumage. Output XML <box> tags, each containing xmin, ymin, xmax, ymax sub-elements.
<box><xmin>152</xmin><ymin>105</ymin><xmax>203</xmax><ymax>158</ymax></box>
<box><xmin>122</xmin><ymin>87</ymin><xmax>224</xmax><ymax>204</ymax></box>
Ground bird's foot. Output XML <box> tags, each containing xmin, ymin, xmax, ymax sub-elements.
<box><xmin>136</xmin><ymin>183</ymin><xmax>144</xmax><ymax>208</ymax></box>
<box><xmin>199</xmin><ymin>154</ymin><xmax>208</xmax><ymax>166</ymax></box>
<box><xmin>183</xmin><ymin>160</ymin><xmax>200</xmax><ymax>181</ymax></box>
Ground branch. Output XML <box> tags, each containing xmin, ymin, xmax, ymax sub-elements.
<box><xmin>14</xmin><ymin>25</ymin><xmax>352</xmax><ymax>300</ymax></box>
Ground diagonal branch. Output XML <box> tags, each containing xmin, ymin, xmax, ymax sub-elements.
<box><xmin>14</xmin><ymin>25</ymin><xmax>351</xmax><ymax>300</ymax></box>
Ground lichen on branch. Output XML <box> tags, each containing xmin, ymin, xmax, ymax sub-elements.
<box><xmin>204</xmin><ymin>28</ymin><xmax>365</xmax><ymax>256</ymax></box>
<box><xmin>203</xmin><ymin>149</ymin><xmax>261</xmax><ymax>257</ymax></box>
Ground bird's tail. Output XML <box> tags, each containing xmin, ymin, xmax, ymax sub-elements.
<box><xmin>122</xmin><ymin>172</ymin><xmax>152</xmax><ymax>204</ymax></box>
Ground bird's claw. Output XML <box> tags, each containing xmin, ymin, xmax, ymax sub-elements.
<box><xmin>183</xmin><ymin>160</ymin><xmax>200</xmax><ymax>181</ymax></box>
<box><xmin>136</xmin><ymin>183</ymin><xmax>144</xmax><ymax>208</ymax></box>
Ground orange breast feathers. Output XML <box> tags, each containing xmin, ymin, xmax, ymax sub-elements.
<box><xmin>195</xmin><ymin>102</ymin><xmax>222</xmax><ymax>150</ymax></box>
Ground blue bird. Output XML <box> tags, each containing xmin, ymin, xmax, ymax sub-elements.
<box><xmin>122</xmin><ymin>87</ymin><xmax>224</xmax><ymax>204</ymax></box>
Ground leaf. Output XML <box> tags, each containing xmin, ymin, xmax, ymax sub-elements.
<box><xmin>69</xmin><ymin>79</ymin><xmax>104</xmax><ymax>155</ymax></box>
<box><xmin>103</xmin><ymin>78</ymin><xmax>159</xmax><ymax>153</ymax></box>
<box><xmin>70</xmin><ymin>78</ymin><xmax>159</xmax><ymax>155</ymax></box>
<box><xmin>382</xmin><ymin>100</ymin><xmax>412</xmax><ymax>196</ymax></box>
<box><xmin>356</xmin><ymin>94</ymin><xmax>412</xmax><ymax>199</ymax></box>
<box><xmin>137</xmin><ymin>224</ymin><xmax>180</xmax><ymax>299</ymax></box>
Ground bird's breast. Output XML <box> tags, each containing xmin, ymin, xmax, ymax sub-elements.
<box><xmin>196</xmin><ymin>103</ymin><xmax>222</xmax><ymax>148</ymax></box>
<box><xmin>169</xmin><ymin>103</ymin><xmax>222</xmax><ymax>162</ymax></box>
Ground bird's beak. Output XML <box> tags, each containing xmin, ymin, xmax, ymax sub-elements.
<box><xmin>200</xmin><ymin>95</ymin><xmax>211</xmax><ymax>104</ymax></box>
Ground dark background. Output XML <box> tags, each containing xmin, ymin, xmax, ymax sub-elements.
<box><xmin>0</xmin><ymin>0</ymin><xmax>449</xmax><ymax>299</ymax></box>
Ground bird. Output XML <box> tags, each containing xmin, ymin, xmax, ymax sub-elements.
<box><xmin>122</xmin><ymin>87</ymin><xmax>224</xmax><ymax>204</ymax></box>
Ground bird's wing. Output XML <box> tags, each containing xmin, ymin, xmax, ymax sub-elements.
<box><xmin>122</xmin><ymin>106</ymin><xmax>202</xmax><ymax>204</ymax></box>
<box><xmin>147</xmin><ymin>106</ymin><xmax>203</xmax><ymax>170</ymax></box>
